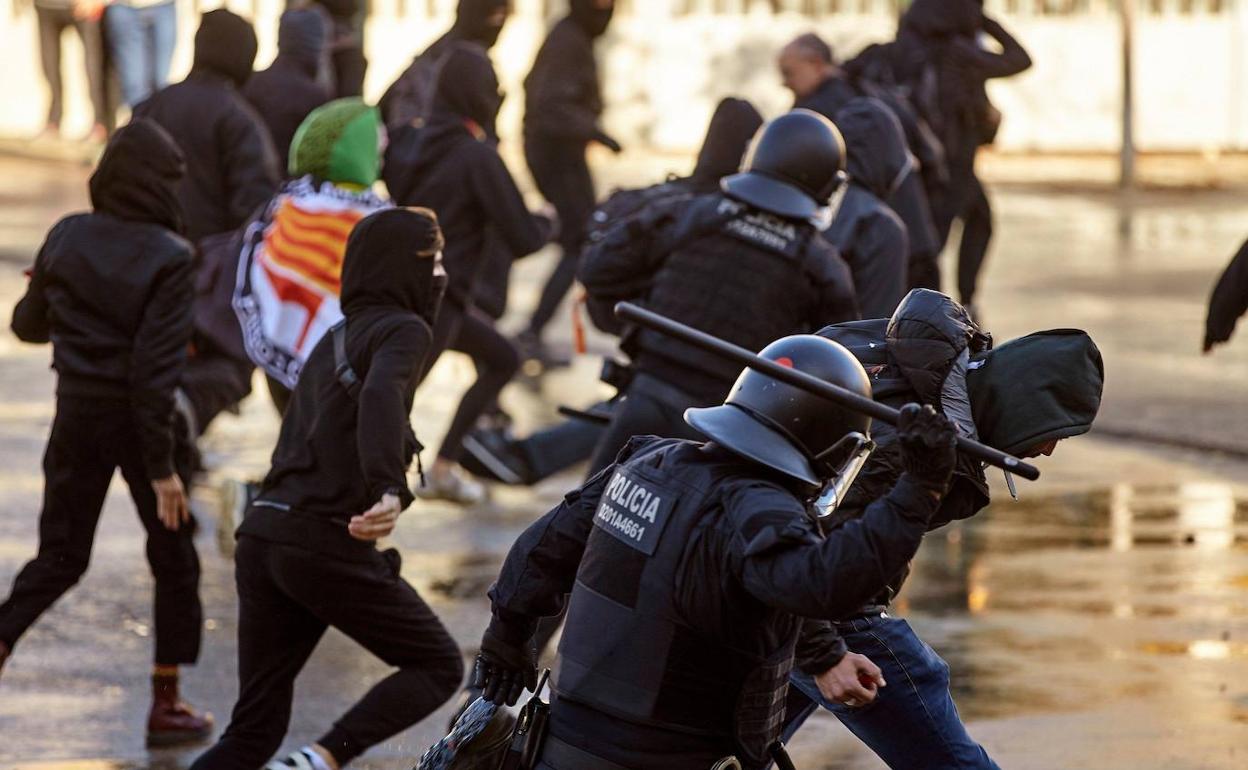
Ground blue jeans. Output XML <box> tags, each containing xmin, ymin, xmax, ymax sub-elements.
<box><xmin>103</xmin><ymin>2</ymin><xmax>176</xmax><ymax>108</ymax></box>
<box><xmin>784</xmin><ymin>614</ymin><xmax>1000</xmax><ymax>770</ymax></box>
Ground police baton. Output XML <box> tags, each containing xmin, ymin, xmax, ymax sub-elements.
<box><xmin>613</xmin><ymin>302</ymin><xmax>1041</xmax><ymax>482</ymax></box>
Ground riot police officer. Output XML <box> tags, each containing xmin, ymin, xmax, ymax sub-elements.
<box><xmin>473</xmin><ymin>334</ymin><xmax>958</xmax><ymax>770</ymax></box>
<box><xmin>577</xmin><ymin>109</ymin><xmax>860</xmax><ymax>476</ymax></box>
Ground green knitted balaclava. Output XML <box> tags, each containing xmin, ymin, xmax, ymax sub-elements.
<box><xmin>289</xmin><ymin>98</ymin><xmax>383</xmax><ymax>187</ymax></box>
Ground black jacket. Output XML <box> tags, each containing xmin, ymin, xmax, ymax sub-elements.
<box><xmin>243</xmin><ymin>11</ymin><xmax>331</xmax><ymax>168</ymax></box>
<box><xmin>826</xmin><ymin>98</ymin><xmax>910</xmax><ymax>319</ymax></box>
<box><xmin>11</xmin><ymin>119</ymin><xmax>194</xmax><ymax>480</ymax></box>
<box><xmin>240</xmin><ymin>209</ymin><xmax>446</xmax><ymax>559</ymax></box>
<box><xmin>397</xmin><ymin>45</ymin><xmax>549</xmax><ymax>307</ymax></box>
<box><xmin>581</xmin><ymin>192</ymin><xmax>859</xmax><ymax>400</ymax></box>
<box><xmin>523</xmin><ymin>14</ymin><xmax>609</xmax><ymax>144</ymax></box>
<box><xmin>135</xmin><ymin>71</ymin><xmax>281</xmax><ymax>242</ymax></box>
<box><xmin>487</xmin><ymin>437</ymin><xmax>942</xmax><ymax>769</ymax></box>
<box><xmin>1206</xmin><ymin>239</ymin><xmax>1248</xmax><ymax>350</ymax></box>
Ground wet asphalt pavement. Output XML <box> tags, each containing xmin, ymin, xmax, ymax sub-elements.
<box><xmin>0</xmin><ymin>155</ymin><xmax>1246</xmax><ymax>769</ymax></box>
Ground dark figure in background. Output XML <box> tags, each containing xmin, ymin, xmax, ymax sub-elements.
<box><xmin>309</xmin><ymin>0</ymin><xmax>367</xmax><ymax>97</ymax></box>
<box><xmin>398</xmin><ymin>45</ymin><xmax>552</xmax><ymax>505</ymax></box>
<box><xmin>473</xmin><ymin>335</ymin><xmax>958</xmax><ymax>770</ymax></box>
<box><xmin>379</xmin><ymin>0</ymin><xmax>511</xmax><ymax>133</ymax></box>
<box><xmin>33</xmin><ymin>0</ymin><xmax>108</xmax><ymax>141</ymax></box>
<box><xmin>577</xmin><ymin>110</ymin><xmax>859</xmax><ymax>476</ymax></box>
<box><xmin>0</xmin><ymin>120</ymin><xmax>212</xmax><ymax>745</ymax></box>
<box><xmin>243</xmin><ymin>9</ymin><xmax>332</xmax><ymax>166</ymax></box>
<box><xmin>1205</xmin><ymin>240</ymin><xmax>1248</xmax><ymax>353</ymax></box>
<box><xmin>458</xmin><ymin>97</ymin><xmax>765</xmax><ymax>488</ymax></box>
<box><xmin>190</xmin><ymin>209</ymin><xmax>463</xmax><ymax>770</ymax></box>
<box><xmin>779</xmin><ymin>32</ymin><xmax>943</xmax><ymax>293</ymax></box>
<box><xmin>895</xmin><ymin>0</ymin><xmax>1031</xmax><ymax>315</ymax></box>
<box><xmin>134</xmin><ymin>8</ymin><xmax>281</xmax><ymax>243</ymax></box>
<box><xmin>519</xmin><ymin>0</ymin><xmax>622</xmax><ymax>368</ymax></box>
<box><xmin>827</xmin><ymin>98</ymin><xmax>910</xmax><ymax>319</ymax></box>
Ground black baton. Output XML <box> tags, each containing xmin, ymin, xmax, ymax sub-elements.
<box><xmin>613</xmin><ymin>302</ymin><xmax>1041</xmax><ymax>482</ymax></box>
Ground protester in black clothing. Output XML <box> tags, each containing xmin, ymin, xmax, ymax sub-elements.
<box><xmin>780</xmin><ymin>32</ymin><xmax>943</xmax><ymax>294</ymax></box>
<box><xmin>473</xmin><ymin>334</ymin><xmax>958</xmax><ymax>770</ymax></box>
<box><xmin>379</xmin><ymin>0</ymin><xmax>510</xmax><ymax>132</ymax></box>
<box><xmin>826</xmin><ymin>98</ymin><xmax>910</xmax><ymax>319</ymax></box>
<box><xmin>190</xmin><ymin>208</ymin><xmax>463</xmax><ymax>770</ymax></box>
<box><xmin>309</xmin><ymin>0</ymin><xmax>367</xmax><ymax>98</ymax></box>
<box><xmin>134</xmin><ymin>8</ymin><xmax>281</xmax><ymax>243</ymax></box>
<box><xmin>1205</xmin><ymin>239</ymin><xmax>1248</xmax><ymax>353</ymax></box>
<box><xmin>894</xmin><ymin>0</ymin><xmax>1031</xmax><ymax>314</ymax></box>
<box><xmin>394</xmin><ymin>44</ymin><xmax>552</xmax><ymax>504</ymax></box>
<box><xmin>458</xmin><ymin>97</ymin><xmax>765</xmax><ymax>488</ymax></box>
<box><xmin>243</xmin><ymin>9</ymin><xmax>332</xmax><ymax>166</ymax></box>
<box><xmin>577</xmin><ymin>110</ymin><xmax>858</xmax><ymax>476</ymax></box>
<box><xmin>518</xmin><ymin>0</ymin><xmax>621</xmax><ymax>368</ymax></box>
<box><xmin>0</xmin><ymin>120</ymin><xmax>212</xmax><ymax>745</ymax></box>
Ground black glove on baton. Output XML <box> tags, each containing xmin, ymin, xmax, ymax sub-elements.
<box><xmin>897</xmin><ymin>403</ymin><xmax>957</xmax><ymax>494</ymax></box>
<box><xmin>473</xmin><ymin>627</ymin><xmax>537</xmax><ymax>706</ymax></box>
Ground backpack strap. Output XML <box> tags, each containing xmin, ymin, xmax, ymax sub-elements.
<box><xmin>332</xmin><ymin>320</ymin><xmax>362</xmax><ymax>399</ymax></box>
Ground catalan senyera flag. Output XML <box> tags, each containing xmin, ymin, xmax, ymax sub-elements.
<box><xmin>234</xmin><ymin>176</ymin><xmax>390</xmax><ymax>387</ymax></box>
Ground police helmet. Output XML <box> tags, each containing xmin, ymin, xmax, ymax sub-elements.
<box><xmin>685</xmin><ymin>335</ymin><xmax>873</xmax><ymax>489</ymax></box>
<box><xmin>721</xmin><ymin>109</ymin><xmax>848</xmax><ymax>221</ymax></box>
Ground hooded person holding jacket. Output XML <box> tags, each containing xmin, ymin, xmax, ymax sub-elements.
<box><xmin>0</xmin><ymin>119</ymin><xmax>213</xmax><ymax>746</ymax></box>
<box><xmin>518</xmin><ymin>0</ymin><xmax>621</xmax><ymax>368</ymax></box>
<box><xmin>243</xmin><ymin>9</ymin><xmax>333</xmax><ymax>166</ymax></box>
<box><xmin>134</xmin><ymin>8</ymin><xmax>281</xmax><ymax>243</ymax></box>
<box><xmin>190</xmin><ymin>208</ymin><xmax>464</xmax><ymax>770</ymax></box>
<box><xmin>826</xmin><ymin>98</ymin><xmax>911</xmax><ymax>319</ymax></box>
<box><xmin>395</xmin><ymin>43</ymin><xmax>552</xmax><ymax>504</ymax></box>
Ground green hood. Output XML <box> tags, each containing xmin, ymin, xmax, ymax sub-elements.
<box><xmin>289</xmin><ymin>98</ymin><xmax>383</xmax><ymax>187</ymax></box>
<box><xmin>968</xmin><ymin>330</ymin><xmax>1105</xmax><ymax>457</ymax></box>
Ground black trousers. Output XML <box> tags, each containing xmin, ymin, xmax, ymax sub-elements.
<box><xmin>191</xmin><ymin>536</ymin><xmax>463</xmax><ymax>768</ymax></box>
<box><xmin>36</xmin><ymin>4</ymin><xmax>107</xmax><ymax>127</ymax></box>
<box><xmin>426</xmin><ymin>300</ymin><xmax>522</xmax><ymax>463</ymax></box>
<box><xmin>931</xmin><ymin>138</ymin><xmax>994</xmax><ymax>307</ymax></box>
<box><xmin>181</xmin><ymin>339</ymin><xmax>254</xmax><ymax>437</ymax></box>
<box><xmin>0</xmin><ymin>397</ymin><xmax>201</xmax><ymax>665</ymax></box>
<box><xmin>584</xmin><ymin>374</ymin><xmax>713</xmax><ymax>478</ymax></box>
<box><xmin>524</xmin><ymin>135</ymin><xmax>596</xmax><ymax>337</ymax></box>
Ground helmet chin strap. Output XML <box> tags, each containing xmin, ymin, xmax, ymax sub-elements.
<box><xmin>810</xmin><ymin>175</ymin><xmax>849</xmax><ymax>231</ymax></box>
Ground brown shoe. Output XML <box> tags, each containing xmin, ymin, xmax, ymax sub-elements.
<box><xmin>147</xmin><ymin>672</ymin><xmax>214</xmax><ymax>747</ymax></box>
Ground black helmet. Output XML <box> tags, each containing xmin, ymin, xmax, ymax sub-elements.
<box><xmin>721</xmin><ymin>109</ymin><xmax>848</xmax><ymax>221</ymax></box>
<box><xmin>685</xmin><ymin>335</ymin><xmax>873</xmax><ymax>488</ymax></box>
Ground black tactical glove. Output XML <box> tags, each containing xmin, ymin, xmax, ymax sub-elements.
<box><xmin>897</xmin><ymin>403</ymin><xmax>957</xmax><ymax>494</ymax></box>
<box><xmin>472</xmin><ymin>627</ymin><xmax>537</xmax><ymax>706</ymax></box>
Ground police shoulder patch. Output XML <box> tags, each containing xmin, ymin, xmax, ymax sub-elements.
<box><xmin>593</xmin><ymin>466</ymin><xmax>678</xmax><ymax>555</ymax></box>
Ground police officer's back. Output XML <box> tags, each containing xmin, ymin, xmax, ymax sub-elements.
<box><xmin>475</xmin><ymin>336</ymin><xmax>958</xmax><ymax>769</ymax></box>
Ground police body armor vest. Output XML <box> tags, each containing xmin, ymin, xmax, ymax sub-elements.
<box><xmin>640</xmin><ymin>196</ymin><xmax>822</xmax><ymax>386</ymax></box>
<box><xmin>554</xmin><ymin>439</ymin><xmax>794</xmax><ymax>769</ymax></box>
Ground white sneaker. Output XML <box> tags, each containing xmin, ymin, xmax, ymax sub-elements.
<box><xmin>416</xmin><ymin>466</ymin><xmax>487</xmax><ymax>506</ymax></box>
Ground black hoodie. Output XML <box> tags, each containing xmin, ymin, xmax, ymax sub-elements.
<box><xmin>242</xmin><ymin>208</ymin><xmax>447</xmax><ymax>559</ymax></box>
<box><xmin>12</xmin><ymin>119</ymin><xmax>194</xmax><ymax>480</ymax></box>
<box><xmin>523</xmin><ymin>5</ymin><xmax>611</xmax><ymax>143</ymax></box>
<box><xmin>243</xmin><ymin>10</ymin><xmax>332</xmax><ymax>167</ymax></box>
<box><xmin>397</xmin><ymin>44</ymin><xmax>549</xmax><ymax>308</ymax></box>
<box><xmin>134</xmin><ymin>9</ymin><xmax>280</xmax><ymax>242</ymax></box>
<box><xmin>378</xmin><ymin>0</ymin><xmax>510</xmax><ymax>130</ymax></box>
<box><xmin>825</xmin><ymin>98</ymin><xmax>909</xmax><ymax>319</ymax></box>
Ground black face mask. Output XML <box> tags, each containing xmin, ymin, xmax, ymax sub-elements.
<box><xmin>570</xmin><ymin>0</ymin><xmax>613</xmax><ymax>38</ymax></box>
<box><xmin>455</xmin><ymin>0</ymin><xmax>509</xmax><ymax>48</ymax></box>
<box><xmin>339</xmin><ymin>208</ymin><xmax>447</xmax><ymax>327</ymax></box>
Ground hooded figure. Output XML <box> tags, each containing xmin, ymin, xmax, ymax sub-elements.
<box><xmin>340</xmin><ymin>207</ymin><xmax>447</xmax><ymax>328</ymax></box>
<box><xmin>570</xmin><ymin>0</ymin><xmax>614</xmax><ymax>38</ymax></box>
<box><xmin>90</xmin><ymin>118</ymin><xmax>186</xmax><ymax>234</ymax></box>
<box><xmin>378</xmin><ymin>0</ymin><xmax>510</xmax><ymax>131</ymax></box>
<box><xmin>133</xmin><ymin>8</ymin><xmax>280</xmax><ymax>242</ymax></box>
<box><xmin>825</xmin><ymin>98</ymin><xmax>910</xmax><ymax>319</ymax></box>
<box><xmin>243</xmin><ymin>10</ymin><xmax>332</xmax><ymax>165</ymax></box>
<box><xmin>688</xmin><ymin>97</ymin><xmax>765</xmax><ymax>192</ymax></box>
<box><xmin>289</xmin><ymin>98</ymin><xmax>384</xmax><ymax>187</ymax></box>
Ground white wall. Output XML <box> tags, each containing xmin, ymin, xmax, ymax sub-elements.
<box><xmin>1</xmin><ymin>0</ymin><xmax>1245</xmax><ymax>153</ymax></box>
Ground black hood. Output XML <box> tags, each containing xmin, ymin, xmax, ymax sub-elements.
<box><xmin>453</xmin><ymin>0</ymin><xmax>509</xmax><ymax>48</ymax></box>
<box><xmin>277</xmin><ymin>8</ymin><xmax>326</xmax><ymax>76</ymax></box>
<box><xmin>900</xmin><ymin>0</ymin><xmax>981</xmax><ymax>38</ymax></box>
<box><xmin>430</xmin><ymin>42</ymin><xmax>502</xmax><ymax>131</ymax></box>
<box><xmin>570</xmin><ymin>0</ymin><xmax>613</xmax><ymax>38</ymax></box>
<box><xmin>969</xmin><ymin>330</ymin><xmax>1104</xmax><ymax>457</ymax></box>
<box><xmin>689</xmin><ymin>98</ymin><xmax>763</xmax><ymax>189</ymax></box>
<box><xmin>835</xmin><ymin>97</ymin><xmax>911</xmax><ymax>200</ymax></box>
<box><xmin>340</xmin><ymin>208</ymin><xmax>448</xmax><ymax>326</ymax></box>
<box><xmin>192</xmin><ymin>9</ymin><xmax>258</xmax><ymax>87</ymax></box>
<box><xmin>89</xmin><ymin>118</ymin><xmax>186</xmax><ymax>234</ymax></box>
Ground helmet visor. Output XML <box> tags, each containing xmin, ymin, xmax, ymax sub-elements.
<box><xmin>813</xmin><ymin>432</ymin><xmax>875</xmax><ymax>518</ymax></box>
